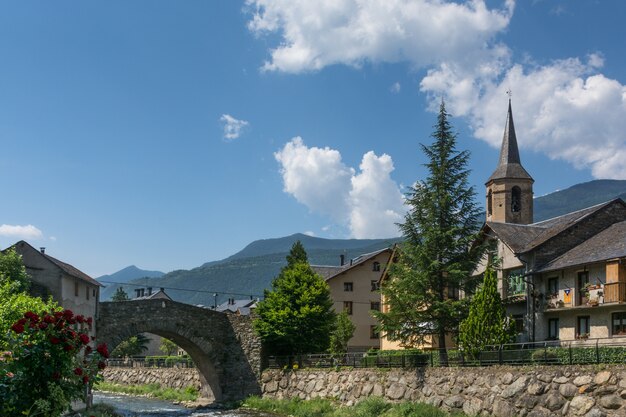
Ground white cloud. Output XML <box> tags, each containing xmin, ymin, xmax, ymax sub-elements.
<box><xmin>0</xmin><ymin>224</ymin><xmax>43</xmax><ymax>240</ymax></box>
<box><xmin>390</xmin><ymin>82</ymin><xmax>401</xmax><ymax>94</ymax></box>
<box><xmin>303</xmin><ymin>231</ymin><xmax>316</xmax><ymax>237</ymax></box>
<box><xmin>275</xmin><ymin>137</ymin><xmax>404</xmax><ymax>238</ymax></box>
<box><xmin>220</xmin><ymin>114</ymin><xmax>249</xmax><ymax>140</ymax></box>
<box><xmin>246</xmin><ymin>0</ymin><xmax>514</xmax><ymax>73</ymax></box>
<box><xmin>420</xmin><ymin>54</ymin><xmax>626</xmax><ymax>179</ymax></box>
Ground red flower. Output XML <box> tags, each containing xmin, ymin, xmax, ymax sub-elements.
<box><xmin>17</xmin><ymin>318</ymin><xmax>27</xmax><ymax>326</ymax></box>
<box><xmin>38</xmin><ymin>322</ymin><xmax>48</xmax><ymax>330</ymax></box>
<box><xmin>24</xmin><ymin>311</ymin><xmax>39</xmax><ymax>322</ymax></box>
<box><xmin>97</xmin><ymin>361</ymin><xmax>106</xmax><ymax>370</ymax></box>
<box><xmin>83</xmin><ymin>375</ymin><xmax>89</xmax><ymax>384</ymax></box>
<box><xmin>49</xmin><ymin>337</ymin><xmax>61</xmax><ymax>345</ymax></box>
<box><xmin>64</xmin><ymin>344</ymin><xmax>74</xmax><ymax>352</ymax></box>
<box><xmin>85</xmin><ymin>345</ymin><xmax>93</xmax><ymax>354</ymax></box>
<box><xmin>54</xmin><ymin>311</ymin><xmax>64</xmax><ymax>319</ymax></box>
<box><xmin>74</xmin><ymin>367</ymin><xmax>83</xmax><ymax>376</ymax></box>
<box><xmin>76</xmin><ymin>314</ymin><xmax>85</xmax><ymax>323</ymax></box>
<box><xmin>11</xmin><ymin>323</ymin><xmax>24</xmax><ymax>334</ymax></box>
<box><xmin>79</xmin><ymin>333</ymin><xmax>90</xmax><ymax>345</ymax></box>
<box><xmin>43</xmin><ymin>314</ymin><xmax>55</xmax><ymax>323</ymax></box>
<box><xmin>96</xmin><ymin>343</ymin><xmax>109</xmax><ymax>358</ymax></box>
<box><xmin>63</xmin><ymin>309</ymin><xmax>74</xmax><ymax>320</ymax></box>
<box><xmin>67</xmin><ymin>330</ymin><xmax>77</xmax><ymax>339</ymax></box>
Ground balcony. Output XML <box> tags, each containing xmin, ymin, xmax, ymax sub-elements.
<box><xmin>545</xmin><ymin>282</ymin><xmax>626</xmax><ymax>311</ymax></box>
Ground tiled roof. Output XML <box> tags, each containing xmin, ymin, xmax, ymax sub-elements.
<box><xmin>487</xmin><ymin>199</ymin><xmax>624</xmax><ymax>254</ymax></box>
<box><xmin>216</xmin><ymin>299</ymin><xmax>257</xmax><ymax>313</ymax></box>
<box><xmin>133</xmin><ymin>289</ymin><xmax>171</xmax><ymax>301</ymax></box>
<box><xmin>311</xmin><ymin>248</ymin><xmax>391</xmax><ymax>281</ymax></box>
<box><xmin>535</xmin><ymin>220</ymin><xmax>626</xmax><ymax>273</ymax></box>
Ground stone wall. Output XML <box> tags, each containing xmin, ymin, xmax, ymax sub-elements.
<box><xmin>261</xmin><ymin>365</ymin><xmax>626</xmax><ymax>416</ymax></box>
<box><xmin>102</xmin><ymin>367</ymin><xmax>201</xmax><ymax>391</ymax></box>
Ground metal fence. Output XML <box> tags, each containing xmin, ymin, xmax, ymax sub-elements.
<box><xmin>266</xmin><ymin>337</ymin><xmax>626</xmax><ymax>370</ymax></box>
<box><xmin>106</xmin><ymin>356</ymin><xmax>196</xmax><ymax>369</ymax></box>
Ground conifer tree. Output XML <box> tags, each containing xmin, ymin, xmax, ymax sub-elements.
<box><xmin>111</xmin><ymin>286</ymin><xmax>130</xmax><ymax>301</ymax></box>
<box><xmin>458</xmin><ymin>266</ymin><xmax>515</xmax><ymax>357</ymax></box>
<box><xmin>375</xmin><ymin>100</ymin><xmax>486</xmax><ymax>361</ymax></box>
<box><xmin>254</xmin><ymin>241</ymin><xmax>335</xmax><ymax>356</ymax></box>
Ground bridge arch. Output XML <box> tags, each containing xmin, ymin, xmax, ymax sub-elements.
<box><xmin>97</xmin><ymin>299</ymin><xmax>262</xmax><ymax>402</ymax></box>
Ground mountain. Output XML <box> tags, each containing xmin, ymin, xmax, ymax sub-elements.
<box><xmin>97</xmin><ymin>265</ymin><xmax>164</xmax><ymax>297</ymax></box>
<box><xmin>100</xmin><ymin>235</ymin><xmax>400</xmax><ymax>305</ymax></box>
<box><xmin>100</xmin><ymin>179</ymin><xmax>626</xmax><ymax>305</ymax></box>
<box><xmin>534</xmin><ymin>180</ymin><xmax>626</xmax><ymax>222</ymax></box>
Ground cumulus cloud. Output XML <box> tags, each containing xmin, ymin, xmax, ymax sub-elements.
<box><xmin>0</xmin><ymin>224</ymin><xmax>43</xmax><ymax>240</ymax></box>
<box><xmin>390</xmin><ymin>82</ymin><xmax>401</xmax><ymax>94</ymax></box>
<box><xmin>220</xmin><ymin>114</ymin><xmax>249</xmax><ymax>140</ymax></box>
<box><xmin>246</xmin><ymin>0</ymin><xmax>514</xmax><ymax>73</ymax></box>
<box><xmin>420</xmin><ymin>54</ymin><xmax>626</xmax><ymax>179</ymax></box>
<box><xmin>275</xmin><ymin>138</ymin><xmax>404</xmax><ymax>238</ymax></box>
<box><xmin>303</xmin><ymin>231</ymin><xmax>316</xmax><ymax>237</ymax></box>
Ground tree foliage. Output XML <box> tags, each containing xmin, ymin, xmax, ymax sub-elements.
<box><xmin>111</xmin><ymin>334</ymin><xmax>150</xmax><ymax>358</ymax></box>
<box><xmin>111</xmin><ymin>286</ymin><xmax>130</xmax><ymax>301</ymax></box>
<box><xmin>328</xmin><ymin>311</ymin><xmax>356</xmax><ymax>356</ymax></box>
<box><xmin>375</xmin><ymin>101</ymin><xmax>486</xmax><ymax>353</ymax></box>
<box><xmin>159</xmin><ymin>337</ymin><xmax>179</xmax><ymax>356</ymax></box>
<box><xmin>254</xmin><ymin>242</ymin><xmax>336</xmax><ymax>356</ymax></box>
<box><xmin>458</xmin><ymin>266</ymin><xmax>516</xmax><ymax>356</ymax></box>
<box><xmin>0</xmin><ymin>248</ymin><xmax>30</xmax><ymax>294</ymax></box>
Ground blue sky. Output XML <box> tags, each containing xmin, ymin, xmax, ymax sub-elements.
<box><xmin>1</xmin><ymin>1</ymin><xmax>625</xmax><ymax>277</ymax></box>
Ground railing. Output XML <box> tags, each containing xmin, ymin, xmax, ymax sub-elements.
<box><xmin>266</xmin><ymin>338</ymin><xmax>626</xmax><ymax>370</ymax></box>
<box><xmin>106</xmin><ymin>356</ymin><xmax>196</xmax><ymax>368</ymax></box>
<box><xmin>604</xmin><ymin>282</ymin><xmax>626</xmax><ymax>303</ymax></box>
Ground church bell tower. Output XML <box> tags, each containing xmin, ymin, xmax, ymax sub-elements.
<box><xmin>485</xmin><ymin>100</ymin><xmax>534</xmax><ymax>224</ymax></box>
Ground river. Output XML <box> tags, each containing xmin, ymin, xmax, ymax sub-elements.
<box><xmin>93</xmin><ymin>392</ymin><xmax>271</xmax><ymax>417</ymax></box>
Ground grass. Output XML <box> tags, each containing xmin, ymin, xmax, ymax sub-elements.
<box><xmin>241</xmin><ymin>396</ymin><xmax>469</xmax><ymax>417</ymax></box>
<box><xmin>94</xmin><ymin>381</ymin><xmax>199</xmax><ymax>402</ymax></box>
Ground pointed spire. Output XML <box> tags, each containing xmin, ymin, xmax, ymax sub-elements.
<box><xmin>486</xmin><ymin>99</ymin><xmax>533</xmax><ymax>184</ymax></box>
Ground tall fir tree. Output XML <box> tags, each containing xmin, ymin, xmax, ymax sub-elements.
<box><xmin>375</xmin><ymin>100</ymin><xmax>486</xmax><ymax>359</ymax></box>
<box><xmin>254</xmin><ymin>241</ymin><xmax>335</xmax><ymax>356</ymax></box>
<box><xmin>111</xmin><ymin>286</ymin><xmax>130</xmax><ymax>301</ymax></box>
<box><xmin>458</xmin><ymin>266</ymin><xmax>515</xmax><ymax>357</ymax></box>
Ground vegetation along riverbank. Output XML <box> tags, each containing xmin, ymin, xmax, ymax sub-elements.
<box><xmin>95</xmin><ymin>381</ymin><xmax>199</xmax><ymax>403</ymax></box>
<box><xmin>241</xmin><ymin>396</ymin><xmax>469</xmax><ymax>417</ymax></box>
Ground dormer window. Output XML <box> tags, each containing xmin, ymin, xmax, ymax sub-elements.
<box><xmin>511</xmin><ymin>186</ymin><xmax>521</xmax><ymax>213</ymax></box>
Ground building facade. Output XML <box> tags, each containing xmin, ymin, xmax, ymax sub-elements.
<box><xmin>313</xmin><ymin>249</ymin><xmax>391</xmax><ymax>351</ymax></box>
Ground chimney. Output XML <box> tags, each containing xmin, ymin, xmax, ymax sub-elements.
<box><xmin>147</xmin><ymin>287</ymin><xmax>152</xmax><ymax>296</ymax></box>
<box><xmin>350</xmin><ymin>259</ymin><xmax>353</xmax><ymax>266</ymax></box>
<box><xmin>340</xmin><ymin>254</ymin><xmax>345</xmax><ymax>266</ymax></box>
<box><xmin>160</xmin><ymin>287</ymin><xmax>165</xmax><ymax>292</ymax></box>
<box><xmin>135</xmin><ymin>289</ymin><xmax>141</xmax><ymax>298</ymax></box>
<box><xmin>40</xmin><ymin>247</ymin><xmax>46</xmax><ymax>254</ymax></box>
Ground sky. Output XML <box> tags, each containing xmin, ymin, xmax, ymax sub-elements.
<box><xmin>1</xmin><ymin>0</ymin><xmax>626</xmax><ymax>277</ymax></box>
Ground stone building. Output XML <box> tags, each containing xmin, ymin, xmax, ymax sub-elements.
<box><xmin>476</xmin><ymin>100</ymin><xmax>626</xmax><ymax>343</ymax></box>
<box><xmin>6</xmin><ymin>240</ymin><xmax>102</xmax><ymax>334</ymax></box>
<box><xmin>313</xmin><ymin>248</ymin><xmax>392</xmax><ymax>351</ymax></box>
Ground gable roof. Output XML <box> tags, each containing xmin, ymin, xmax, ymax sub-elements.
<box><xmin>535</xmin><ymin>220</ymin><xmax>626</xmax><ymax>273</ymax></box>
<box><xmin>10</xmin><ymin>241</ymin><xmax>103</xmax><ymax>287</ymax></box>
<box><xmin>485</xmin><ymin>199</ymin><xmax>626</xmax><ymax>255</ymax></box>
<box><xmin>311</xmin><ymin>248</ymin><xmax>391</xmax><ymax>281</ymax></box>
<box><xmin>215</xmin><ymin>298</ymin><xmax>257</xmax><ymax>314</ymax></box>
<box><xmin>133</xmin><ymin>288</ymin><xmax>171</xmax><ymax>301</ymax></box>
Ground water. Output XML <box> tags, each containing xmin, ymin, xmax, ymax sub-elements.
<box><xmin>93</xmin><ymin>392</ymin><xmax>268</xmax><ymax>417</ymax></box>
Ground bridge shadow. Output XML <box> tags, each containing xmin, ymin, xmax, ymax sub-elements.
<box><xmin>97</xmin><ymin>299</ymin><xmax>262</xmax><ymax>402</ymax></box>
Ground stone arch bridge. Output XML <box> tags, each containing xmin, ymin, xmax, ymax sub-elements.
<box><xmin>97</xmin><ymin>299</ymin><xmax>262</xmax><ymax>402</ymax></box>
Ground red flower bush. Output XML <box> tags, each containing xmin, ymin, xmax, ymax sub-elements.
<box><xmin>0</xmin><ymin>309</ymin><xmax>108</xmax><ymax>416</ymax></box>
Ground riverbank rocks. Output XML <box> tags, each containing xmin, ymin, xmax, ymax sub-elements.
<box><xmin>102</xmin><ymin>367</ymin><xmax>201</xmax><ymax>391</ymax></box>
<box><xmin>260</xmin><ymin>365</ymin><xmax>626</xmax><ymax>416</ymax></box>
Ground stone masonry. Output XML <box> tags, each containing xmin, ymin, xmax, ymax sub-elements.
<box><xmin>261</xmin><ymin>365</ymin><xmax>626</xmax><ymax>416</ymax></box>
<box><xmin>102</xmin><ymin>367</ymin><xmax>201</xmax><ymax>391</ymax></box>
<box><xmin>97</xmin><ymin>300</ymin><xmax>262</xmax><ymax>402</ymax></box>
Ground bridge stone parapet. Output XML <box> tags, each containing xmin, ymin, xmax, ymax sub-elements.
<box><xmin>96</xmin><ymin>299</ymin><xmax>262</xmax><ymax>402</ymax></box>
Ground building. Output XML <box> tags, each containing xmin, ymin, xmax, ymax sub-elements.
<box><xmin>476</xmin><ymin>100</ymin><xmax>626</xmax><ymax>343</ymax></box>
<box><xmin>6</xmin><ymin>240</ymin><xmax>103</xmax><ymax>334</ymax></box>
<box><xmin>215</xmin><ymin>298</ymin><xmax>258</xmax><ymax>315</ymax></box>
<box><xmin>313</xmin><ymin>248</ymin><xmax>392</xmax><ymax>351</ymax></box>
<box><xmin>132</xmin><ymin>286</ymin><xmax>171</xmax><ymax>301</ymax></box>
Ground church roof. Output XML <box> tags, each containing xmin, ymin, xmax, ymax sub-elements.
<box><xmin>486</xmin><ymin>100</ymin><xmax>534</xmax><ymax>184</ymax></box>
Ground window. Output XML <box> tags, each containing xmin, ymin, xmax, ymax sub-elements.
<box><xmin>487</xmin><ymin>190</ymin><xmax>493</xmax><ymax>216</ymax></box>
<box><xmin>86</xmin><ymin>286</ymin><xmax>89</xmax><ymax>300</ymax></box>
<box><xmin>93</xmin><ymin>289</ymin><xmax>96</xmax><ymax>297</ymax></box>
<box><xmin>511</xmin><ymin>186</ymin><xmax>521</xmax><ymax>213</ymax></box>
<box><xmin>370</xmin><ymin>301</ymin><xmax>381</xmax><ymax>311</ymax></box>
<box><xmin>507</xmin><ymin>269</ymin><xmax>526</xmax><ymax>297</ymax></box>
<box><xmin>547</xmin><ymin>277</ymin><xmax>559</xmax><ymax>296</ymax></box>
<box><xmin>548</xmin><ymin>318</ymin><xmax>559</xmax><ymax>340</ymax></box>
<box><xmin>372</xmin><ymin>262</ymin><xmax>381</xmax><ymax>272</ymax></box>
<box><xmin>74</xmin><ymin>282</ymin><xmax>79</xmax><ymax>297</ymax></box>
<box><xmin>343</xmin><ymin>301</ymin><xmax>353</xmax><ymax>315</ymax></box>
<box><xmin>370</xmin><ymin>325</ymin><xmax>380</xmax><ymax>339</ymax></box>
<box><xmin>577</xmin><ymin>316</ymin><xmax>590</xmax><ymax>338</ymax></box>
<box><xmin>371</xmin><ymin>280</ymin><xmax>380</xmax><ymax>292</ymax></box>
<box><xmin>512</xmin><ymin>314</ymin><xmax>524</xmax><ymax>334</ymax></box>
<box><xmin>578</xmin><ymin>271</ymin><xmax>589</xmax><ymax>305</ymax></box>
<box><xmin>612</xmin><ymin>312</ymin><xmax>626</xmax><ymax>336</ymax></box>
<box><xmin>343</xmin><ymin>282</ymin><xmax>353</xmax><ymax>292</ymax></box>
